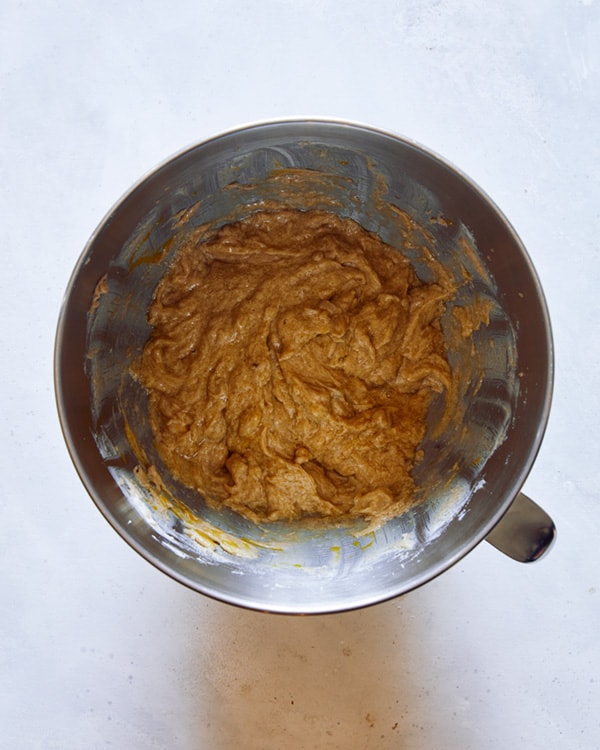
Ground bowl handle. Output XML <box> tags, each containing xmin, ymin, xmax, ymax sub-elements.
<box><xmin>485</xmin><ymin>492</ymin><xmax>556</xmax><ymax>562</ymax></box>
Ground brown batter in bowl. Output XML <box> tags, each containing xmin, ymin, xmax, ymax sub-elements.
<box><xmin>134</xmin><ymin>208</ymin><xmax>457</xmax><ymax>526</ymax></box>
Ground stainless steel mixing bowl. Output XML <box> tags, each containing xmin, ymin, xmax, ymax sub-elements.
<box><xmin>55</xmin><ymin>119</ymin><xmax>554</xmax><ymax>613</ymax></box>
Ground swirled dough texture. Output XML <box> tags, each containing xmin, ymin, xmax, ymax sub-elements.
<box><xmin>135</xmin><ymin>209</ymin><xmax>454</xmax><ymax>525</ymax></box>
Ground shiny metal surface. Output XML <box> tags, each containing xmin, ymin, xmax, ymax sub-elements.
<box><xmin>54</xmin><ymin>119</ymin><xmax>554</xmax><ymax>613</ymax></box>
<box><xmin>486</xmin><ymin>492</ymin><xmax>556</xmax><ymax>562</ymax></box>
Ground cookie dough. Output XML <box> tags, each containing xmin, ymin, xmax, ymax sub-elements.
<box><xmin>134</xmin><ymin>208</ymin><xmax>455</xmax><ymax>525</ymax></box>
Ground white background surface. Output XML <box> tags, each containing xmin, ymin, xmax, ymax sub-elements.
<box><xmin>1</xmin><ymin>1</ymin><xmax>599</xmax><ymax>748</ymax></box>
